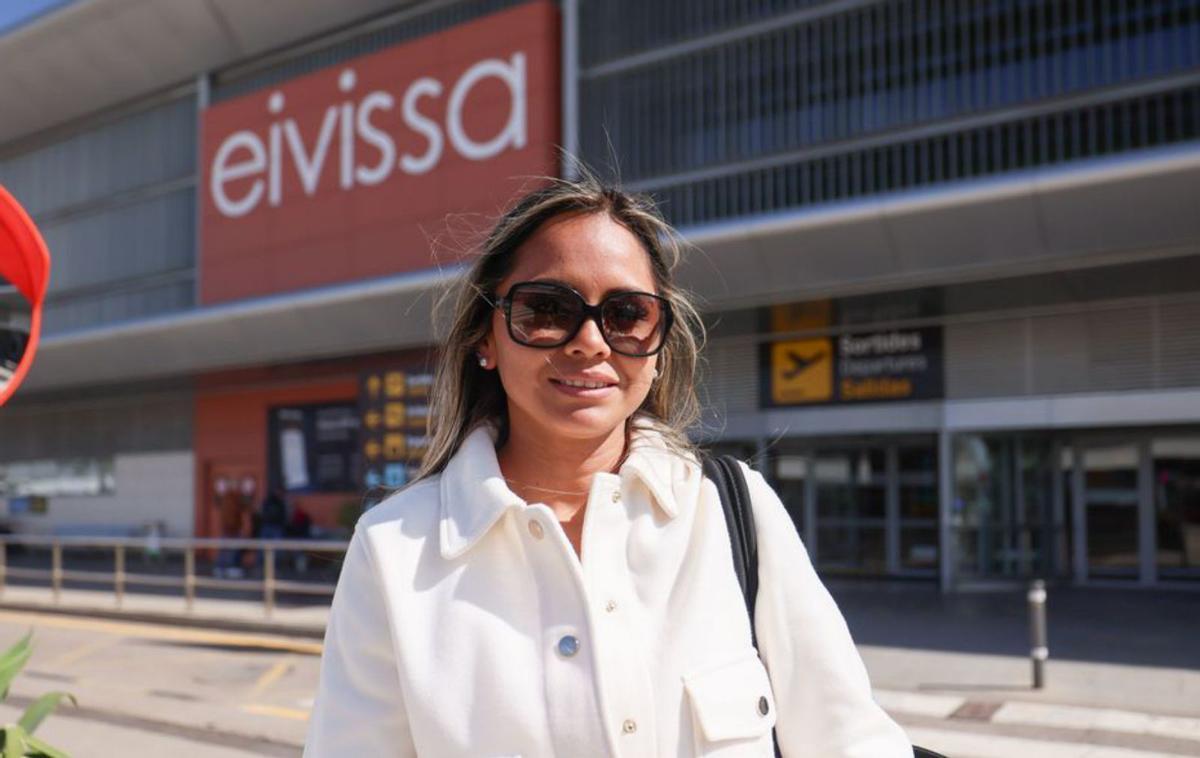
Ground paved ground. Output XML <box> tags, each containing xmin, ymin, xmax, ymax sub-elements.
<box><xmin>0</xmin><ymin>608</ymin><xmax>315</xmax><ymax>756</ymax></box>
<box><xmin>0</xmin><ymin>578</ymin><xmax>1196</xmax><ymax>756</ymax></box>
<box><xmin>833</xmin><ymin>579</ymin><xmax>1200</xmax><ymax>756</ymax></box>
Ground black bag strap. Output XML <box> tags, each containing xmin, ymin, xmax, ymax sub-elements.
<box><xmin>701</xmin><ymin>454</ymin><xmax>759</xmax><ymax>637</ymax></box>
<box><xmin>702</xmin><ymin>453</ymin><xmax>778</xmax><ymax>755</ymax></box>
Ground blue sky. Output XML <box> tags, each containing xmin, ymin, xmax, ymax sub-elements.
<box><xmin>0</xmin><ymin>0</ymin><xmax>75</xmax><ymax>35</ymax></box>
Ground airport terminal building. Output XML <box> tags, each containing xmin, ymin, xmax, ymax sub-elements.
<box><xmin>1</xmin><ymin>0</ymin><xmax>1198</xmax><ymax>590</ymax></box>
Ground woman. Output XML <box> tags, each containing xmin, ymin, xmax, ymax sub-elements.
<box><xmin>304</xmin><ymin>176</ymin><xmax>912</xmax><ymax>757</ymax></box>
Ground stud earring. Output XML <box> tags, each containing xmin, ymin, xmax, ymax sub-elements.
<box><xmin>478</xmin><ymin>354</ymin><xmax>488</xmax><ymax>368</ymax></box>
<box><xmin>651</xmin><ymin>368</ymin><xmax>659</xmax><ymax>380</ymax></box>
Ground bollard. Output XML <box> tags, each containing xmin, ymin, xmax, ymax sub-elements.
<box><xmin>263</xmin><ymin>546</ymin><xmax>275</xmax><ymax>619</ymax></box>
<box><xmin>114</xmin><ymin>545</ymin><xmax>126</xmax><ymax>608</ymax></box>
<box><xmin>1028</xmin><ymin>579</ymin><xmax>1048</xmax><ymax>689</ymax></box>
<box><xmin>51</xmin><ymin>542</ymin><xmax>62</xmax><ymax>603</ymax></box>
<box><xmin>184</xmin><ymin>547</ymin><xmax>196</xmax><ymax>612</ymax></box>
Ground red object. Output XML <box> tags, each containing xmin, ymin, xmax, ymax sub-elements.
<box><xmin>199</xmin><ymin>0</ymin><xmax>560</xmax><ymax>305</ymax></box>
<box><xmin>0</xmin><ymin>184</ymin><xmax>51</xmax><ymax>406</ymax></box>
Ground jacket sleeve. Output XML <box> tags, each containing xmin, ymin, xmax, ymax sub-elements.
<box><xmin>304</xmin><ymin>525</ymin><xmax>416</xmax><ymax>757</ymax></box>
<box><xmin>741</xmin><ymin>463</ymin><xmax>912</xmax><ymax>758</ymax></box>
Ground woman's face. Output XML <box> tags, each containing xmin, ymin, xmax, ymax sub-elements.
<box><xmin>481</xmin><ymin>211</ymin><xmax>661</xmax><ymax>445</ymax></box>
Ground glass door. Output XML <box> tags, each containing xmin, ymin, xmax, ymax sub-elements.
<box><xmin>1153</xmin><ymin>437</ymin><xmax>1200</xmax><ymax>581</ymax></box>
<box><xmin>813</xmin><ymin>447</ymin><xmax>887</xmax><ymax>573</ymax></box>
<box><xmin>771</xmin><ymin>452</ymin><xmax>809</xmax><ymax>545</ymax></box>
<box><xmin>897</xmin><ymin>444</ymin><xmax>939</xmax><ymax>572</ymax></box>
<box><xmin>952</xmin><ymin>433</ymin><xmax>1060</xmax><ymax>580</ymax></box>
<box><xmin>1081</xmin><ymin>443</ymin><xmax>1141</xmax><ymax>579</ymax></box>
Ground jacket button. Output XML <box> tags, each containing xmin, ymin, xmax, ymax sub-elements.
<box><xmin>622</xmin><ymin>719</ymin><xmax>637</xmax><ymax>734</ymax></box>
<box><xmin>611</xmin><ymin>490</ymin><xmax>621</xmax><ymax>503</ymax></box>
<box><xmin>605</xmin><ymin>600</ymin><xmax>617</xmax><ymax>613</ymax></box>
<box><xmin>758</xmin><ymin>696</ymin><xmax>770</xmax><ymax>716</ymax></box>
<box><xmin>527</xmin><ymin>520</ymin><xmax>544</xmax><ymax>540</ymax></box>
<box><xmin>557</xmin><ymin>635</ymin><xmax>580</xmax><ymax>657</ymax></box>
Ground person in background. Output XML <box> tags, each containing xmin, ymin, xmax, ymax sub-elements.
<box><xmin>258</xmin><ymin>487</ymin><xmax>288</xmax><ymax>573</ymax></box>
<box><xmin>215</xmin><ymin>486</ymin><xmax>249</xmax><ymax>579</ymax></box>
<box><xmin>286</xmin><ymin>501</ymin><xmax>314</xmax><ymax>573</ymax></box>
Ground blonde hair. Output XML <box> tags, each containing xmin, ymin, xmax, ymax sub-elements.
<box><xmin>414</xmin><ymin>173</ymin><xmax>706</xmax><ymax>481</ymax></box>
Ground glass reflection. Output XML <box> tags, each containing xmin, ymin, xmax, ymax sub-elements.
<box><xmin>1084</xmin><ymin>444</ymin><xmax>1140</xmax><ymax>578</ymax></box>
<box><xmin>0</xmin><ymin>277</ymin><xmax>31</xmax><ymax>396</ymax></box>
<box><xmin>813</xmin><ymin>447</ymin><xmax>886</xmax><ymax>573</ymax></box>
<box><xmin>1153</xmin><ymin>438</ymin><xmax>1200</xmax><ymax>580</ymax></box>
<box><xmin>954</xmin><ymin>433</ymin><xmax>1060</xmax><ymax>579</ymax></box>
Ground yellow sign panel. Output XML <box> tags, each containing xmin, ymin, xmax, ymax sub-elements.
<box><xmin>364</xmin><ymin>438</ymin><xmax>381</xmax><ymax>460</ymax></box>
<box><xmin>385</xmin><ymin>403</ymin><xmax>406</xmax><ymax>429</ymax></box>
<box><xmin>384</xmin><ymin>433</ymin><xmax>407</xmax><ymax>459</ymax></box>
<box><xmin>385</xmin><ymin>371</ymin><xmax>407</xmax><ymax>399</ymax></box>
<box><xmin>770</xmin><ymin>338</ymin><xmax>833</xmax><ymax>405</ymax></box>
<box><xmin>365</xmin><ymin>374</ymin><xmax>382</xmax><ymax>399</ymax></box>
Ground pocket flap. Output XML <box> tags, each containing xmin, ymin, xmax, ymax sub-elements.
<box><xmin>683</xmin><ymin>649</ymin><xmax>777</xmax><ymax>743</ymax></box>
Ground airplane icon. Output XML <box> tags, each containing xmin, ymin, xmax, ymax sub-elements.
<box><xmin>781</xmin><ymin>349</ymin><xmax>827</xmax><ymax>380</ymax></box>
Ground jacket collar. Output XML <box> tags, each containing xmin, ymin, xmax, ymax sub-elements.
<box><xmin>438</xmin><ymin>422</ymin><xmax>695</xmax><ymax>560</ymax></box>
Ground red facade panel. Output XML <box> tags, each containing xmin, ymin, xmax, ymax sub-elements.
<box><xmin>199</xmin><ymin>1</ymin><xmax>560</xmax><ymax>304</ymax></box>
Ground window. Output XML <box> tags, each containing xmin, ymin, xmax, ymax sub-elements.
<box><xmin>267</xmin><ymin>403</ymin><xmax>361</xmax><ymax>494</ymax></box>
<box><xmin>0</xmin><ymin>458</ymin><xmax>115</xmax><ymax>498</ymax></box>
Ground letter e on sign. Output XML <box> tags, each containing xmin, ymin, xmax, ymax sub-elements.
<box><xmin>210</xmin><ymin>131</ymin><xmax>267</xmax><ymax>218</ymax></box>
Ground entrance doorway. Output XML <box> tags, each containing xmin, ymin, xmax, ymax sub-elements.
<box><xmin>953</xmin><ymin>433</ymin><xmax>1066</xmax><ymax>582</ymax></box>
<box><xmin>1078</xmin><ymin>442</ymin><xmax>1141</xmax><ymax>580</ymax></box>
<box><xmin>767</xmin><ymin>436</ymin><xmax>938</xmax><ymax>577</ymax></box>
<box><xmin>1070</xmin><ymin>432</ymin><xmax>1200</xmax><ymax>585</ymax></box>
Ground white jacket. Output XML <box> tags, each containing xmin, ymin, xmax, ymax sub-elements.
<box><xmin>305</xmin><ymin>425</ymin><xmax>911</xmax><ymax>757</ymax></box>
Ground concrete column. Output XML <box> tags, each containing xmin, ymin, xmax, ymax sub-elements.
<box><xmin>1071</xmin><ymin>440</ymin><xmax>1088</xmax><ymax>584</ymax></box>
<box><xmin>560</xmin><ymin>0</ymin><xmax>580</xmax><ymax>178</ymax></box>
<box><xmin>938</xmin><ymin>429</ymin><xmax>954</xmax><ymax>592</ymax></box>
<box><xmin>886</xmin><ymin>444</ymin><xmax>900</xmax><ymax>574</ymax></box>
<box><xmin>1138</xmin><ymin>436</ymin><xmax>1157</xmax><ymax>585</ymax></box>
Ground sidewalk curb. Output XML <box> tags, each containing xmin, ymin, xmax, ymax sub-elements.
<box><xmin>0</xmin><ymin>600</ymin><xmax>326</xmax><ymax>640</ymax></box>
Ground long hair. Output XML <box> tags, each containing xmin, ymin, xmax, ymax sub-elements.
<box><xmin>414</xmin><ymin>172</ymin><xmax>706</xmax><ymax>481</ymax></box>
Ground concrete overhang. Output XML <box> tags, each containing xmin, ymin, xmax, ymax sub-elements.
<box><xmin>681</xmin><ymin>142</ymin><xmax>1200</xmax><ymax>310</ymax></box>
<box><xmin>23</xmin><ymin>266</ymin><xmax>459</xmax><ymax>393</ymax></box>
<box><xmin>21</xmin><ymin>143</ymin><xmax>1200</xmax><ymax>394</ymax></box>
<box><xmin>0</xmin><ymin>0</ymin><xmax>415</xmax><ymax>147</ymax></box>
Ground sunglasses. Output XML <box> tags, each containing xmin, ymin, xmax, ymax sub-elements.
<box><xmin>492</xmin><ymin>281</ymin><xmax>674</xmax><ymax>357</ymax></box>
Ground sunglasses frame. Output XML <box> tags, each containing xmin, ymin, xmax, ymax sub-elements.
<box><xmin>492</xmin><ymin>281</ymin><xmax>674</xmax><ymax>357</ymax></box>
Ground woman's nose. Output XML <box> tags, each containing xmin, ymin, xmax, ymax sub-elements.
<box><xmin>566</xmin><ymin>315</ymin><xmax>610</xmax><ymax>357</ymax></box>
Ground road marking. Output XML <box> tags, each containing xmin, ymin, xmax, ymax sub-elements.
<box><xmin>994</xmin><ymin>701</ymin><xmax>1200</xmax><ymax>743</ymax></box>
<box><xmin>242</xmin><ymin>703</ymin><xmax>310</xmax><ymax>721</ymax></box>
<box><xmin>246</xmin><ymin>656</ymin><xmax>294</xmax><ymax>699</ymax></box>
<box><xmin>43</xmin><ymin>634</ymin><xmax>124</xmax><ymax>669</ymax></box>
<box><xmin>0</xmin><ymin>609</ymin><xmax>322</xmax><ymax>656</ymax></box>
<box><xmin>906</xmin><ymin>725</ymin><xmax>1195</xmax><ymax>758</ymax></box>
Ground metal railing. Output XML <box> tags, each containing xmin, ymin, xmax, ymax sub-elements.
<box><xmin>0</xmin><ymin>535</ymin><xmax>349</xmax><ymax>618</ymax></box>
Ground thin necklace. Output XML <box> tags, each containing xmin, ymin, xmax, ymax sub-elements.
<box><xmin>499</xmin><ymin>433</ymin><xmax>630</xmax><ymax>498</ymax></box>
<box><xmin>503</xmin><ymin>477</ymin><xmax>591</xmax><ymax>497</ymax></box>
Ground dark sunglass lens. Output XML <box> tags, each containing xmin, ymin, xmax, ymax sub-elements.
<box><xmin>602</xmin><ymin>294</ymin><xmax>665</xmax><ymax>355</ymax></box>
<box><xmin>508</xmin><ymin>286</ymin><xmax>581</xmax><ymax>346</ymax></box>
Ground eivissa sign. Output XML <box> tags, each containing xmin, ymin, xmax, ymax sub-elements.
<box><xmin>200</xmin><ymin>1</ymin><xmax>559</xmax><ymax>304</ymax></box>
<box><xmin>209</xmin><ymin>55</ymin><xmax>528</xmax><ymax>218</ymax></box>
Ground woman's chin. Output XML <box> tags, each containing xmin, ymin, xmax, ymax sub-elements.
<box><xmin>542</xmin><ymin>408</ymin><xmax>629</xmax><ymax>442</ymax></box>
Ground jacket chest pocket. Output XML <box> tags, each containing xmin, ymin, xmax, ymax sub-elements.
<box><xmin>683</xmin><ymin>649</ymin><xmax>777</xmax><ymax>757</ymax></box>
